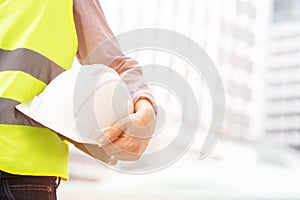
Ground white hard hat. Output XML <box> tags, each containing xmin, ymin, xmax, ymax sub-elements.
<box><xmin>16</xmin><ymin>64</ymin><xmax>133</xmax><ymax>145</ymax></box>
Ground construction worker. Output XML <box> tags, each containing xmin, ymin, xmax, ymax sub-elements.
<box><xmin>0</xmin><ymin>0</ymin><xmax>156</xmax><ymax>199</ymax></box>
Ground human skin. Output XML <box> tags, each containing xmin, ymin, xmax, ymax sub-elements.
<box><xmin>99</xmin><ymin>99</ymin><xmax>156</xmax><ymax>161</ymax></box>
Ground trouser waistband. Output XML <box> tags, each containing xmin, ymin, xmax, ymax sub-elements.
<box><xmin>0</xmin><ymin>170</ymin><xmax>55</xmax><ymax>180</ymax></box>
<box><xmin>0</xmin><ymin>170</ymin><xmax>60</xmax><ymax>188</ymax></box>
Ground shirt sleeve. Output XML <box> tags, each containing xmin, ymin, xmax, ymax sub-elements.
<box><xmin>73</xmin><ymin>0</ymin><xmax>155</xmax><ymax>108</ymax></box>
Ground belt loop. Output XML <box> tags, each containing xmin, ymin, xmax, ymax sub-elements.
<box><xmin>55</xmin><ymin>177</ymin><xmax>61</xmax><ymax>189</ymax></box>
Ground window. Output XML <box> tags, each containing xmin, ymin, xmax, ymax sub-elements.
<box><xmin>236</xmin><ymin>0</ymin><xmax>256</xmax><ymax>19</ymax></box>
<box><xmin>273</xmin><ymin>0</ymin><xmax>300</xmax><ymax>23</ymax></box>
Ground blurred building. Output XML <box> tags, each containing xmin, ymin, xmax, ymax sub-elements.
<box><xmin>202</xmin><ymin>0</ymin><xmax>264</xmax><ymax>139</ymax></box>
<box><xmin>98</xmin><ymin>0</ymin><xmax>300</xmax><ymax>146</ymax></box>
<box><xmin>200</xmin><ymin>0</ymin><xmax>300</xmax><ymax>146</ymax></box>
<box><xmin>67</xmin><ymin>0</ymin><xmax>300</xmax><ymax>184</ymax></box>
<box><xmin>99</xmin><ymin>0</ymin><xmax>258</xmax><ymax>140</ymax></box>
<box><xmin>264</xmin><ymin>0</ymin><xmax>300</xmax><ymax>147</ymax></box>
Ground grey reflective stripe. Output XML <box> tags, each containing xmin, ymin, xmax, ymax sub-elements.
<box><xmin>0</xmin><ymin>48</ymin><xmax>65</xmax><ymax>84</ymax></box>
<box><xmin>0</xmin><ymin>98</ymin><xmax>44</xmax><ymax>128</ymax></box>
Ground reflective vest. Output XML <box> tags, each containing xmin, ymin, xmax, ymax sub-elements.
<box><xmin>0</xmin><ymin>0</ymin><xmax>78</xmax><ymax>179</ymax></box>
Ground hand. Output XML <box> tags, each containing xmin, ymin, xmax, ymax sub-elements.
<box><xmin>99</xmin><ymin>99</ymin><xmax>156</xmax><ymax>161</ymax></box>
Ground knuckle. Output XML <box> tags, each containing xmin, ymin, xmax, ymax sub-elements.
<box><xmin>104</xmin><ymin>130</ymin><xmax>112</xmax><ymax>139</ymax></box>
<box><xmin>129</xmin><ymin>142</ymin><xmax>139</xmax><ymax>152</ymax></box>
<box><xmin>139</xmin><ymin>116</ymin><xmax>152</xmax><ymax>127</ymax></box>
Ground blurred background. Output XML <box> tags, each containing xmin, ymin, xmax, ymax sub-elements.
<box><xmin>58</xmin><ymin>0</ymin><xmax>300</xmax><ymax>199</ymax></box>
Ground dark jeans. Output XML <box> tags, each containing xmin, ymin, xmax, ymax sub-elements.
<box><xmin>0</xmin><ymin>170</ymin><xmax>59</xmax><ymax>200</ymax></box>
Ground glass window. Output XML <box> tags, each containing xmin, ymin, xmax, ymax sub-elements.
<box><xmin>273</xmin><ymin>0</ymin><xmax>300</xmax><ymax>23</ymax></box>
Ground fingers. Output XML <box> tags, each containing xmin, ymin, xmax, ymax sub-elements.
<box><xmin>102</xmin><ymin>134</ymin><xmax>150</xmax><ymax>161</ymax></box>
<box><xmin>102</xmin><ymin>139</ymin><xmax>124</xmax><ymax>155</ymax></box>
<box><xmin>112</xmin><ymin>134</ymin><xmax>140</xmax><ymax>153</ymax></box>
<box><xmin>99</xmin><ymin>110</ymin><xmax>156</xmax><ymax>145</ymax></box>
<box><xmin>113</xmin><ymin>151</ymin><xmax>141</xmax><ymax>161</ymax></box>
<box><xmin>103</xmin><ymin>143</ymin><xmax>142</xmax><ymax>161</ymax></box>
<box><xmin>98</xmin><ymin>123</ymin><xmax>123</xmax><ymax>145</ymax></box>
<box><xmin>115</xmin><ymin>115</ymin><xmax>132</xmax><ymax>130</ymax></box>
<box><xmin>98</xmin><ymin>107</ymin><xmax>156</xmax><ymax>161</ymax></box>
<box><xmin>102</xmin><ymin>140</ymin><xmax>141</xmax><ymax>161</ymax></box>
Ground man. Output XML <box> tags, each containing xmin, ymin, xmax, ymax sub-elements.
<box><xmin>0</xmin><ymin>0</ymin><xmax>156</xmax><ymax>199</ymax></box>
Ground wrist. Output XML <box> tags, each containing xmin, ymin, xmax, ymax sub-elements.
<box><xmin>134</xmin><ymin>98</ymin><xmax>153</xmax><ymax>113</ymax></box>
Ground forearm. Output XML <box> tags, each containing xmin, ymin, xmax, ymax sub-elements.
<box><xmin>74</xmin><ymin>0</ymin><xmax>156</xmax><ymax>108</ymax></box>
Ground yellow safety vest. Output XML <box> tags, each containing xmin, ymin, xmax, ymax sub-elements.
<box><xmin>0</xmin><ymin>0</ymin><xmax>78</xmax><ymax>179</ymax></box>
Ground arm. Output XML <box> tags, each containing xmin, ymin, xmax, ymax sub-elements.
<box><xmin>73</xmin><ymin>0</ymin><xmax>156</xmax><ymax>160</ymax></box>
<box><xmin>73</xmin><ymin>0</ymin><xmax>155</xmax><ymax>106</ymax></box>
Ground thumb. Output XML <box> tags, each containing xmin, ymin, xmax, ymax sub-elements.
<box><xmin>98</xmin><ymin>115</ymin><xmax>131</xmax><ymax>145</ymax></box>
<box><xmin>115</xmin><ymin>115</ymin><xmax>132</xmax><ymax>131</ymax></box>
